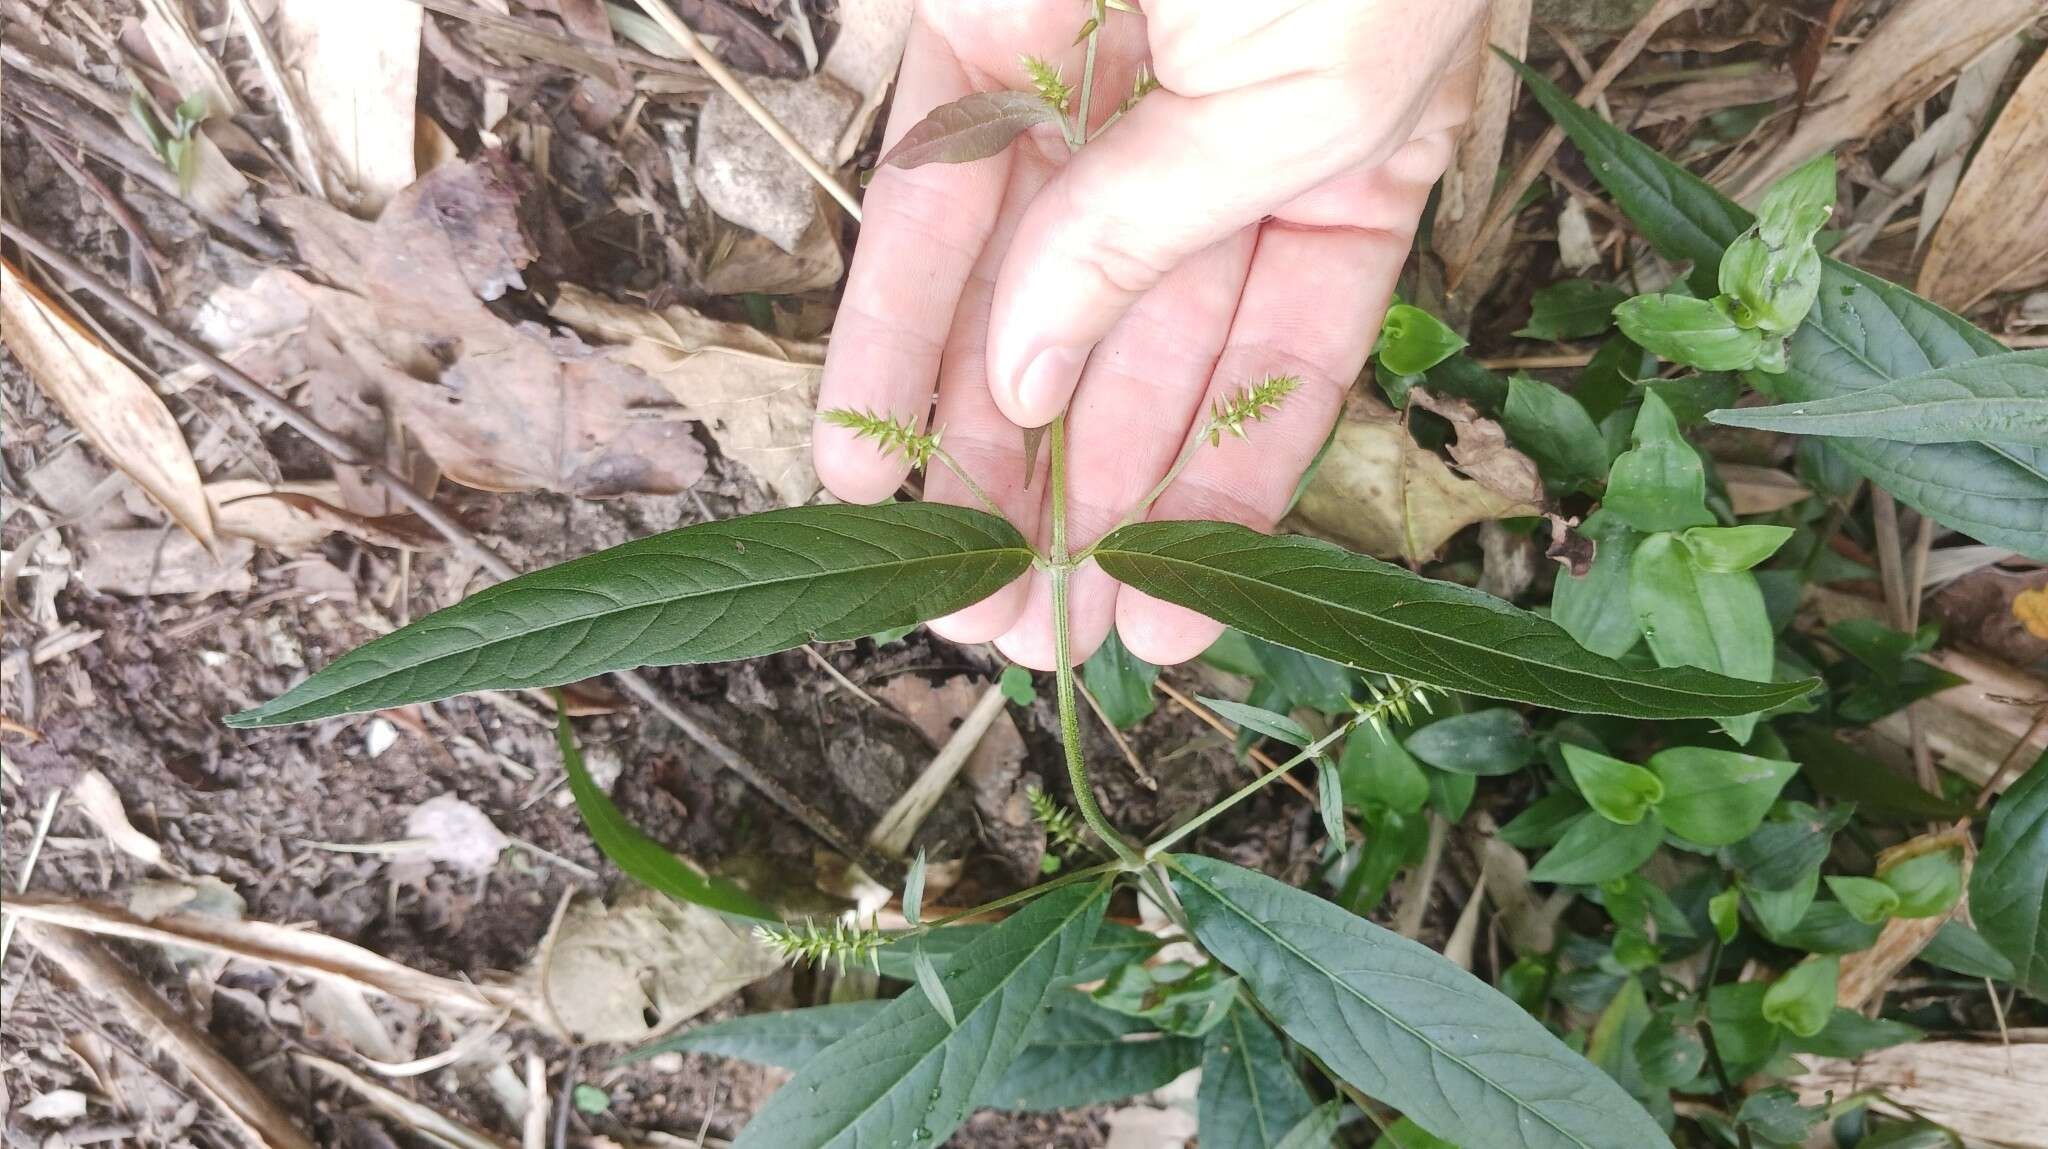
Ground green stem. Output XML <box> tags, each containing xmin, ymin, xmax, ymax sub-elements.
<box><xmin>1144</xmin><ymin>717</ymin><xmax>1358</xmax><ymax>861</ymax></box>
<box><xmin>929</xmin><ymin>446</ymin><xmax>1004</xmax><ymax>522</ymax></box>
<box><xmin>1047</xmin><ymin>418</ymin><xmax>1142</xmax><ymax>868</ymax></box>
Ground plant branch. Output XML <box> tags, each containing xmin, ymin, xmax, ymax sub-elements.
<box><xmin>1074</xmin><ymin>7</ymin><xmax>1101</xmax><ymax>149</ymax></box>
<box><xmin>1145</xmin><ymin>718</ymin><xmax>1359</xmax><ymax>860</ymax></box>
<box><xmin>929</xmin><ymin>445</ymin><xmax>1005</xmax><ymax>522</ymax></box>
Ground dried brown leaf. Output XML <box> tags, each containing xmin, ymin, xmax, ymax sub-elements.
<box><xmin>1</xmin><ymin>263</ymin><xmax>216</xmax><ymax>550</ymax></box>
<box><xmin>1919</xmin><ymin>48</ymin><xmax>2048</xmax><ymax>310</ymax></box>
<box><xmin>1789</xmin><ymin>0</ymin><xmax>1857</xmax><ymax>124</ymax></box>
<box><xmin>881</xmin><ymin>90</ymin><xmax>1058</xmax><ymax>170</ymax></box>
<box><xmin>73</xmin><ymin>770</ymin><xmax>163</xmax><ymax>867</ymax></box>
<box><xmin>77</xmin><ymin>531</ymin><xmax>254</xmax><ymax>597</ymax></box>
<box><xmin>1407</xmin><ymin>387</ymin><xmax>1548</xmax><ymax>506</ymax></box>
<box><xmin>1719</xmin><ymin>463</ymin><xmax>1810</xmax><ymax>516</ymax></box>
<box><xmin>269</xmin><ymin>0</ymin><xmax>422</xmax><ymax>214</ymax></box>
<box><xmin>535</xmin><ymin>888</ymin><xmax>779</xmax><ymax>1044</ymax></box>
<box><xmin>1433</xmin><ymin>0</ymin><xmax>1533</xmax><ymax>307</ymax></box>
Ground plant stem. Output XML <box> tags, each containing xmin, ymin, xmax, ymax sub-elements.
<box><xmin>929</xmin><ymin>446</ymin><xmax>1004</xmax><ymax>522</ymax></box>
<box><xmin>1048</xmin><ymin>417</ymin><xmax>1143</xmax><ymax>868</ymax></box>
<box><xmin>1144</xmin><ymin>717</ymin><xmax>1357</xmax><ymax>860</ymax></box>
<box><xmin>1073</xmin><ymin>7</ymin><xmax>1100</xmax><ymax>149</ymax></box>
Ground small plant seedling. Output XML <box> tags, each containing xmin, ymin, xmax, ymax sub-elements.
<box><xmin>232</xmin><ymin>14</ymin><xmax>2048</xmax><ymax>1149</ymax></box>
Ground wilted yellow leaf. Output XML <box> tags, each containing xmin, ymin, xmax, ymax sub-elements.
<box><xmin>2015</xmin><ymin>585</ymin><xmax>2048</xmax><ymax>640</ymax></box>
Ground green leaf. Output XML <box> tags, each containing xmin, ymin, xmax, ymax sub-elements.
<box><xmin>624</xmin><ymin>1001</ymin><xmax>885</xmax><ymax>1067</ymax></box>
<box><xmin>881</xmin><ymin>90</ymin><xmax>1060</xmax><ymax>168</ymax></box>
<box><xmin>1082</xmin><ymin>628</ymin><xmax>1159</xmax><ymax>727</ymax></box>
<box><xmin>1171</xmin><ymin>855</ymin><xmax>1673</xmax><ymax>1149</ymax></box>
<box><xmin>1825</xmin><ymin>876</ymin><xmax>1900</xmax><ymax>925</ymax></box>
<box><xmin>1705</xmin><ymin>983</ymin><xmax>1782</xmax><ymax>1077</ymax></box>
<box><xmin>1858</xmin><ymin>1123</ymin><xmax>1963</xmax><ymax>1149</ymax></box>
<box><xmin>1709</xmin><ymin>886</ymin><xmax>1742</xmax><ymax>943</ymax></box>
<box><xmin>1615</xmin><ymin>295</ymin><xmax>1765</xmax><ymax>372</ymax></box>
<box><xmin>556</xmin><ymin>713</ymin><xmax>775</xmax><ymax>921</ymax></box>
<box><xmin>982</xmin><ymin>991</ymin><xmax>1203</xmax><ymax>1112</ymax></box>
<box><xmin>1344</xmin><ymin>806</ymin><xmax>1429</xmax><ymax>915</ymax></box>
<box><xmin>1508</xmin><ymin>53</ymin><xmax>2048</xmax><ymax>559</ymax></box>
<box><xmin>1646</xmin><ymin>747</ymin><xmax>1798</xmax><ymax>847</ymax></box>
<box><xmin>1782</xmin><ymin>728</ymin><xmax>1973</xmax><ymax>820</ymax></box>
<box><xmin>1762</xmin><ymin>957</ymin><xmax>1838</xmax><ymax>1038</ymax></box>
<box><xmin>1603</xmin><ymin>392</ymin><xmax>1713</xmax><ymax>533</ymax></box>
<box><xmin>1764</xmin><ymin>899</ymin><xmax>1881</xmax><ymax>954</ymax></box>
<box><xmin>1378</xmin><ymin>303</ymin><xmax>1469</xmax><ymax>376</ymax></box>
<box><xmin>1094</xmin><ymin>521</ymin><xmax>1812</xmax><ymax>720</ymax></box>
<box><xmin>1786</xmin><ymin>1009</ymin><xmax>1921</xmax><ymax>1060</ymax></box>
<box><xmin>998</xmin><ymin>665</ymin><xmax>1036</xmax><ymax>706</ymax></box>
<box><xmin>1635</xmin><ymin>1014</ymin><xmax>1705</xmax><ymax>1088</ymax></box>
<box><xmin>1677</xmin><ymin>525</ymin><xmax>1794</xmax><ymax>574</ymax></box>
<box><xmin>1341</xmin><ymin>722</ymin><xmax>1430</xmax><ymax>815</ymax></box>
<box><xmin>1919</xmin><ymin>920</ymin><xmax>2016</xmax><ymax>982</ymax></box>
<box><xmin>1249</xmin><ymin>638</ymin><xmax>1359</xmax><ymax>715</ymax></box>
<box><xmin>1316</xmin><ymin>757</ymin><xmax>1347</xmax><ymax>844</ymax></box>
<box><xmin>232</xmin><ymin>504</ymin><xmax>1034</xmax><ymax>727</ymax></box>
<box><xmin>1430</xmin><ymin>768</ymin><xmax>1478</xmax><ymax>822</ymax></box>
<box><xmin>1723</xmin><ymin>802</ymin><xmax>1854</xmax><ymax>890</ymax></box>
<box><xmin>1561</xmin><ymin>744</ymin><xmax>1664</xmax><ymax>825</ymax></box>
<box><xmin>1629</xmin><ymin>532</ymin><xmax>1778</xmax><ymax>743</ymax></box>
<box><xmin>913</xmin><ymin>947</ymin><xmax>957</xmax><ymax>1028</ymax></box>
<box><xmin>1970</xmin><ymin>753</ymin><xmax>2048</xmax><ymax>994</ymax></box>
<box><xmin>1272</xmin><ymin>1101</ymin><xmax>1345</xmax><ymax>1149</ymax></box>
<box><xmin>572</xmin><ymin>1084</ymin><xmax>611</xmax><ymax>1115</ymax></box>
<box><xmin>1745</xmin><ymin>870</ymin><xmax>1820</xmax><ymax>937</ymax></box>
<box><xmin>1375</xmin><ymin>1117</ymin><xmax>1462</xmax><ymax>1149</ymax></box>
<box><xmin>903</xmin><ymin>851</ymin><xmax>927</xmax><ymax>925</ymax></box>
<box><xmin>1721</xmin><ymin>155</ymin><xmax>1835</xmax><ymax>337</ymax></box>
<box><xmin>1092</xmin><ymin>959</ymin><xmax>1239</xmax><ymax>1037</ymax></box>
<box><xmin>1499</xmin><ymin>792</ymin><xmax>1592</xmax><ymax>848</ymax></box>
<box><xmin>874</xmin><ymin>921</ymin><xmax>1158</xmax><ymax>985</ymax></box>
<box><xmin>1738</xmin><ymin>1085</ymin><xmax>1826</xmax><ymax>1146</ymax></box>
<box><xmin>1516</xmin><ymin>280</ymin><xmax>1629</xmax><ymax>342</ymax></box>
<box><xmin>1504</xmin><ymin>373</ymin><xmax>1610</xmax><ymax>490</ymax></box>
<box><xmin>1405</xmin><ymin>709</ymin><xmax>1534</xmax><ymax>777</ymax></box>
<box><xmin>1709</xmin><ymin>348</ymin><xmax>2048</xmax><ymax>447</ymax></box>
<box><xmin>1880</xmin><ymin>847</ymin><xmax>1963</xmax><ymax>919</ymax></box>
<box><xmin>1198</xmin><ymin>1007</ymin><xmax>1317</xmax><ymax>1149</ymax></box>
<box><xmin>732</xmin><ymin>880</ymin><xmax>1107</xmax><ymax>1149</ymax></box>
<box><xmin>1552</xmin><ymin>511</ymin><xmax>1643</xmax><ymax>659</ymax></box>
<box><xmin>1202</xmin><ymin>696</ymin><xmax>1313</xmax><ymax>747</ymax></box>
<box><xmin>1529</xmin><ymin>810</ymin><xmax>1666</xmax><ymax>885</ymax></box>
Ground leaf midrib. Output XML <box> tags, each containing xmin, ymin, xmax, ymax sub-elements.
<box><xmin>1179</xmin><ymin>864</ymin><xmax>1597</xmax><ymax>1149</ymax></box>
<box><xmin>1097</xmin><ymin>533</ymin><xmax>1756</xmax><ymax>706</ymax></box>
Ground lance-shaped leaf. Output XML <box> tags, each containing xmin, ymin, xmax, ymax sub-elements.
<box><xmin>1093</xmin><ymin>521</ymin><xmax>1811</xmax><ymax>719</ymax></box>
<box><xmin>733</xmin><ymin>880</ymin><xmax>1107</xmax><ymax>1149</ymax></box>
<box><xmin>1198</xmin><ymin>1007</ymin><xmax>1316</xmax><ymax>1149</ymax></box>
<box><xmin>983</xmin><ymin>992</ymin><xmax>1203</xmax><ymax>1112</ymax></box>
<box><xmin>1972</xmin><ymin>751</ymin><xmax>2048</xmax><ymax>998</ymax></box>
<box><xmin>1172</xmin><ymin>856</ymin><xmax>1673</xmax><ymax>1149</ymax></box>
<box><xmin>230</xmin><ymin>504</ymin><xmax>1033</xmax><ymax>727</ymax></box>
<box><xmin>1708</xmin><ymin>348</ymin><xmax>2048</xmax><ymax>447</ymax></box>
<box><xmin>624</xmin><ymin>1000</ymin><xmax>885</xmax><ymax>1068</ymax></box>
<box><xmin>1508</xmin><ymin>53</ymin><xmax>2048</xmax><ymax>560</ymax></box>
<box><xmin>882</xmin><ymin>91</ymin><xmax>1059</xmax><ymax>169</ymax></box>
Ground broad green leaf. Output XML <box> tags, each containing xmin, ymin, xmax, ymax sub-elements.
<box><xmin>1919</xmin><ymin>920</ymin><xmax>2017</xmax><ymax>982</ymax></box>
<box><xmin>881</xmin><ymin>90</ymin><xmax>1059</xmax><ymax>168</ymax></box>
<box><xmin>1552</xmin><ymin>511</ymin><xmax>1643</xmax><ymax>659</ymax></box>
<box><xmin>998</xmin><ymin>665</ymin><xmax>1035</xmax><ymax>706</ymax></box>
<box><xmin>1738</xmin><ymin>1086</ymin><xmax>1826</xmax><ymax>1146</ymax></box>
<box><xmin>1092</xmin><ymin>960</ymin><xmax>1238</xmax><ymax>1037</ymax></box>
<box><xmin>1404</xmin><ymin>709</ymin><xmax>1534</xmax><ymax>776</ymax></box>
<box><xmin>1515</xmin><ymin>280</ymin><xmax>1628</xmax><ymax>342</ymax></box>
<box><xmin>1782</xmin><ymin>728</ymin><xmax>1973</xmax><ymax>820</ymax></box>
<box><xmin>231</xmin><ymin>504</ymin><xmax>1034</xmax><ymax>727</ymax></box>
<box><xmin>1375</xmin><ymin>1117</ymin><xmax>1462</xmax><ymax>1149</ymax></box>
<box><xmin>1786</xmin><ymin>1009</ymin><xmax>1921</xmax><ymax>1060</ymax></box>
<box><xmin>557</xmin><ymin>713</ymin><xmax>775</xmax><ymax>921</ymax></box>
<box><xmin>1705</xmin><ymin>983</ymin><xmax>1781</xmax><ymax>1077</ymax></box>
<box><xmin>1646</xmin><ymin>373</ymin><xmax>1743</xmax><ymax>426</ymax></box>
<box><xmin>1762</xmin><ymin>956</ymin><xmax>1838</xmax><ymax>1038</ymax></box>
<box><xmin>1378</xmin><ymin>303</ymin><xmax>1468</xmax><ymax>376</ymax></box>
<box><xmin>1723</xmin><ymin>802</ymin><xmax>1853</xmax><ymax>890</ymax></box>
<box><xmin>1603</xmin><ymin>392</ymin><xmax>1713</xmax><ymax>533</ymax></box>
<box><xmin>1199</xmin><ymin>1007</ymin><xmax>1317</xmax><ymax>1149</ymax></box>
<box><xmin>1677</xmin><ymin>525</ymin><xmax>1794</xmax><ymax>574</ymax></box>
<box><xmin>625</xmin><ymin>1001</ymin><xmax>885</xmax><ymax>1067</ymax></box>
<box><xmin>1094</xmin><ymin>521</ymin><xmax>1812</xmax><ymax>720</ymax></box>
<box><xmin>1504</xmin><ymin>373</ymin><xmax>1609</xmax><ymax>490</ymax></box>
<box><xmin>1745</xmin><ymin>870</ymin><xmax>1820</xmax><ymax>937</ymax></box>
<box><xmin>1344</xmin><ymin>805</ymin><xmax>1429</xmax><ymax>916</ymax></box>
<box><xmin>1708</xmin><ymin>348</ymin><xmax>2048</xmax><ymax>447</ymax></box>
<box><xmin>874</xmin><ymin>920</ymin><xmax>1157</xmax><ymax>985</ymax></box>
<box><xmin>1273</xmin><ymin>1101</ymin><xmax>1345</xmax><ymax>1149</ymax></box>
<box><xmin>1341</xmin><ymin>722</ymin><xmax>1430</xmax><ymax>814</ymax></box>
<box><xmin>1172</xmin><ymin>855</ymin><xmax>1672</xmax><ymax>1149</ymax></box>
<box><xmin>1646</xmin><ymin>747</ymin><xmax>1798</xmax><ymax>846</ymax></box>
<box><xmin>1249</xmin><ymin>638</ymin><xmax>1358</xmax><ymax>715</ymax></box>
<box><xmin>732</xmin><ymin>881</ymin><xmax>1107</xmax><ymax>1149</ymax></box>
<box><xmin>1721</xmin><ymin>156</ymin><xmax>1835</xmax><ymax>336</ymax></box>
<box><xmin>1560</xmin><ymin>744</ymin><xmax>1663</xmax><ymax>825</ymax></box>
<box><xmin>1635</xmin><ymin>1015</ymin><xmax>1705</xmax><ymax>1088</ymax></box>
<box><xmin>1430</xmin><ymin>768</ymin><xmax>1478</xmax><ymax>822</ymax></box>
<box><xmin>1585</xmin><ymin>977</ymin><xmax>1663</xmax><ymax>1120</ymax></box>
<box><xmin>1629</xmin><ymin>533</ymin><xmax>1777</xmax><ymax>743</ymax></box>
<box><xmin>1764</xmin><ymin>898</ymin><xmax>1881</xmax><ymax>954</ymax></box>
<box><xmin>1880</xmin><ymin>847</ymin><xmax>1963</xmax><ymax>919</ymax></box>
<box><xmin>1499</xmin><ymin>792</ymin><xmax>1590</xmax><ymax>848</ymax></box>
<box><xmin>1825</xmin><ymin>876</ymin><xmax>1900</xmax><ymax>925</ymax></box>
<box><xmin>1579</xmin><ymin>336</ymin><xmax>1656</xmax><ymax>423</ymax></box>
<box><xmin>1508</xmin><ymin>54</ymin><xmax>2048</xmax><ymax>558</ymax></box>
<box><xmin>1202</xmin><ymin>696</ymin><xmax>1313</xmax><ymax>747</ymax></box>
<box><xmin>1614</xmin><ymin>295</ymin><xmax>1765</xmax><ymax>372</ymax></box>
<box><xmin>1529</xmin><ymin>810</ymin><xmax>1665</xmax><ymax>885</ymax></box>
<box><xmin>983</xmin><ymin>992</ymin><xmax>1203</xmax><ymax>1112</ymax></box>
<box><xmin>1082</xmin><ymin>628</ymin><xmax>1159</xmax><ymax>728</ymax></box>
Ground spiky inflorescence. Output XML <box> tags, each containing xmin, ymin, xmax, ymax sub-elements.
<box><xmin>1021</xmin><ymin>55</ymin><xmax>1073</xmax><ymax>112</ymax></box>
<box><xmin>1349</xmin><ymin>676</ymin><xmax>1443</xmax><ymax>736</ymax></box>
<box><xmin>753</xmin><ymin>918</ymin><xmax>885</xmax><ymax>973</ymax></box>
<box><xmin>821</xmin><ymin>408</ymin><xmax>941</xmax><ymax>469</ymax></box>
<box><xmin>1206</xmin><ymin>374</ymin><xmax>1303</xmax><ymax>445</ymax></box>
<box><xmin>1027</xmin><ymin>785</ymin><xmax>1089</xmax><ymax>858</ymax></box>
<box><xmin>1119</xmin><ymin>65</ymin><xmax>1160</xmax><ymax>115</ymax></box>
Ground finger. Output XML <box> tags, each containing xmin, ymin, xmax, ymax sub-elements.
<box><xmin>993</xmin><ymin>229</ymin><xmax>1257</xmax><ymax>669</ymax></box>
<box><xmin>983</xmin><ymin>7</ymin><xmax>1482</xmax><ymax>428</ymax></box>
<box><xmin>1117</xmin><ymin>136</ymin><xmax>1455</xmax><ymax>666</ymax></box>
<box><xmin>923</xmin><ymin>156</ymin><xmax>1060</xmax><ymax>647</ymax></box>
<box><xmin>812</xmin><ymin>18</ymin><xmax>1011</xmax><ymax>504</ymax></box>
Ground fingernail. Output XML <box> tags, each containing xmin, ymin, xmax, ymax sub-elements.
<box><xmin>1013</xmin><ymin>344</ymin><xmax>1087</xmax><ymax>422</ymax></box>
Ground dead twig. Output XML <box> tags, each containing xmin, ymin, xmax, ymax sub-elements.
<box><xmin>18</xmin><ymin>921</ymin><xmax>320</xmax><ymax>1149</ymax></box>
<box><xmin>0</xmin><ymin>219</ymin><xmax>895</xmax><ymax>885</ymax></box>
<box><xmin>1977</xmin><ymin>705</ymin><xmax>2048</xmax><ymax>810</ymax></box>
<box><xmin>1076</xmin><ymin>677</ymin><xmax>1159</xmax><ymax>790</ymax></box>
<box><xmin>867</xmin><ymin>683</ymin><xmax>1010</xmax><ymax>858</ymax></box>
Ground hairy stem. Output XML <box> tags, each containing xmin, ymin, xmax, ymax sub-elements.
<box><xmin>1048</xmin><ymin>418</ymin><xmax>1142</xmax><ymax>867</ymax></box>
<box><xmin>928</xmin><ymin>446</ymin><xmax>1004</xmax><ymax>522</ymax></box>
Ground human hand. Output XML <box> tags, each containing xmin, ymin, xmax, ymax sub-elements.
<box><xmin>814</xmin><ymin>0</ymin><xmax>1484</xmax><ymax>670</ymax></box>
